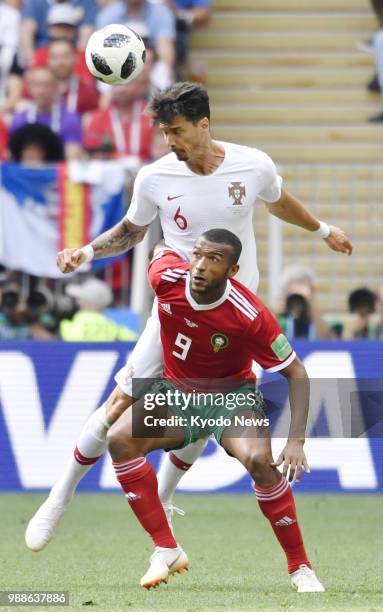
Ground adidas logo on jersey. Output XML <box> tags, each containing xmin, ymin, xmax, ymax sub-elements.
<box><xmin>125</xmin><ymin>492</ymin><xmax>141</xmax><ymax>502</ymax></box>
<box><xmin>275</xmin><ymin>515</ymin><xmax>296</xmax><ymax>527</ymax></box>
<box><xmin>184</xmin><ymin>318</ymin><xmax>198</xmax><ymax>328</ymax></box>
<box><xmin>161</xmin><ymin>303</ymin><xmax>172</xmax><ymax>315</ymax></box>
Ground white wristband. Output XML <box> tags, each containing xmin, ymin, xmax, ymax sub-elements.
<box><xmin>313</xmin><ymin>221</ymin><xmax>330</xmax><ymax>239</ymax></box>
<box><xmin>81</xmin><ymin>244</ymin><xmax>94</xmax><ymax>263</ymax></box>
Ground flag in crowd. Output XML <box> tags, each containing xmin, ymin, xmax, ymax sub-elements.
<box><xmin>0</xmin><ymin>162</ymin><xmax>126</xmax><ymax>277</ymax></box>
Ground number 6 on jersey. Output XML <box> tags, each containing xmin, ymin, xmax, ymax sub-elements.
<box><xmin>174</xmin><ymin>206</ymin><xmax>188</xmax><ymax>230</ymax></box>
<box><xmin>172</xmin><ymin>332</ymin><xmax>192</xmax><ymax>360</ymax></box>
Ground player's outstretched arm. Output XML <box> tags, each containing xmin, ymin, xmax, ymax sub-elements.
<box><xmin>56</xmin><ymin>219</ymin><xmax>149</xmax><ymax>273</ymax></box>
<box><xmin>271</xmin><ymin>357</ymin><xmax>310</xmax><ymax>483</ymax></box>
<box><xmin>265</xmin><ymin>189</ymin><xmax>353</xmax><ymax>255</ymax></box>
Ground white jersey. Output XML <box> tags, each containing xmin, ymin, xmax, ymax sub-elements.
<box><xmin>126</xmin><ymin>141</ymin><xmax>282</xmax><ymax>292</ymax></box>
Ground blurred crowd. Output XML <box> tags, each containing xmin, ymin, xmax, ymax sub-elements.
<box><xmin>1</xmin><ymin>260</ymin><xmax>382</xmax><ymax>342</ymax></box>
<box><xmin>0</xmin><ymin>0</ymin><xmax>381</xmax><ymax>342</ymax></box>
<box><xmin>0</xmin><ymin>0</ymin><xmax>212</xmax><ymax>161</ymax></box>
<box><xmin>0</xmin><ymin>0</ymin><xmax>212</xmax><ymax>342</ymax></box>
<box><xmin>274</xmin><ymin>266</ymin><xmax>383</xmax><ymax>341</ymax></box>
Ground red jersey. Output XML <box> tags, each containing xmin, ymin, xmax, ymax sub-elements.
<box><xmin>148</xmin><ymin>250</ymin><xmax>296</xmax><ymax>386</ymax></box>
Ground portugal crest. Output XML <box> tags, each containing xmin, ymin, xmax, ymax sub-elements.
<box><xmin>228</xmin><ymin>181</ymin><xmax>246</xmax><ymax>205</ymax></box>
<box><xmin>211</xmin><ymin>333</ymin><xmax>229</xmax><ymax>353</ymax></box>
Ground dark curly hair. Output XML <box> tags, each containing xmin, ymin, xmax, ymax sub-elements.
<box><xmin>9</xmin><ymin>123</ymin><xmax>64</xmax><ymax>162</ymax></box>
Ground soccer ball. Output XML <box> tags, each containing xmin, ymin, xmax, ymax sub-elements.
<box><xmin>85</xmin><ymin>24</ymin><xmax>146</xmax><ymax>85</ymax></box>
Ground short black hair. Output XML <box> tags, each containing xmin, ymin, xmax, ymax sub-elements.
<box><xmin>9</xmin><ymin>123</ymin><xmax>64</xmax><ymax>162</ymax></box>
<box><xmin>348</xmin><ymin>287</ymin><xmax>376</xmax><ymax>314</ymax></box>
<box><xmin>200</xmin><ymin>228</ymin><xmax>242</xmax><ymax>264</ymax></box>
<box><xmin>148</xmin><ymin>81</ymin><xmax>210</xmax><ymax>125</ymax></box>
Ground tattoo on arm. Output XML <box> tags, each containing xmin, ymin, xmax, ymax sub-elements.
<box><xmin>91</xmin><ymin>218</ymin><xmax>148</xmax><ymax>259</ymax></box>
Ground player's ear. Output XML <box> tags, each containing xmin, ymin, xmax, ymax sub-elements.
<box><xmin>200</xmin><ymin>117</ymin><xmax>209</xmax><ymax>131</ymax></box>
<box><xmin>228</xmin><ymin>263</ymin><xmax>239</xmax><ymax>278</ymax></box>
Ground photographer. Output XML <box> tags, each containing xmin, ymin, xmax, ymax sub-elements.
<box><xmin>347</xmin><ymin>287</ymin><xmax>378</xmax><ymax>339</ymax></box>
<box><xmin>0</xmin><ymin>281</ymin><xmax>55</xmax><ymax>340</ymax></box>
<box><xmin>275</xmin><ymin>266</ymin><xmax>335</xmax><ymax>341</ymax></box>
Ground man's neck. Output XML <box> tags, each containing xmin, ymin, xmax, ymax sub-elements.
<box><xmin>186</xmin><ymin>139</ymin><xmax>225</xmax><ymax>176</ymax></box>
<box><xmin>57</xmin><ymin>77</ymin><xmax>71</xmax><ymax>93</ymax></box>
<box><xmin>190</xmin><ymin>282</ymin><xmax>227</xmax><ymax>305</ymax></box>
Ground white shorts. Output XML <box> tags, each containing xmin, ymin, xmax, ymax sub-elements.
<box><xmin>114</xmin><ymin>309</ymin><xmax>163</xmax><ymax>397</ymax></box>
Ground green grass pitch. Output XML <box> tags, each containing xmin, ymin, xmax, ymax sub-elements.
<box><xmin>1</xmin><ymin>493</ymin><xmax>382</xmax><ymax>611</ymax></box>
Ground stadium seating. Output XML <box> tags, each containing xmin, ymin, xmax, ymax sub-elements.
<box><xmin>191</xmin><ymin>0</ymin><xmax>381</xmax><ymax>312</ymax></box>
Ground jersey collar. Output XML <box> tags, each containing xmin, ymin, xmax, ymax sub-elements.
<box><xmin>185</xmin><ymin>273</ymin><xmax>232</xmax><ymax>311</ymax></box>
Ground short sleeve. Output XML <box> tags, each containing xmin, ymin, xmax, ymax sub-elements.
<box><xmin>246</xmin><ymin>308</ymin><xmax>296</xmax><ymax>372</ymax></box>
<box><xmin>147</xmin><ymin>250</ymin><xmax>188</xmax><ymax>295</ymax></box>
<box><xmin>126</xmin><ymin>165</ymin><xmax>158</xmax><ymax>226</ymax></box>
<box><xmin>257</xmin><ymin>151</ymin><xmax>283</xmax><ymax>204</ymax></box>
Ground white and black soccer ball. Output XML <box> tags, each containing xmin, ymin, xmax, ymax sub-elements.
<box><xmin>85</xmin><ymin>24</ymin><xmax>146</xmax><ymax>85</ymax></box>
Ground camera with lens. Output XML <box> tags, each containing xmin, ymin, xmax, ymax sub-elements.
<box><xmin>284</xmin><ymin>293</ymin><xmax>312</xmax><ymax>339</ymax></box>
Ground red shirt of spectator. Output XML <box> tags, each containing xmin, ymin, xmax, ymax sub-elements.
<box><xmin>32</xmin><ymin>46</ymin><xmax>92</xmax><ymax>83</ymax></box>
<box><xmin>84</xmin><ymin>83</ymin><xmax>153</xmax><ymax>161</ymax></box>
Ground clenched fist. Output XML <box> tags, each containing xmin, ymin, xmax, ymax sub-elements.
<box><xmin>324</xmin><ymin>225</ymin><xmax>353</xmax><ymax>255</ymax></box>
<box><xmin>56</xmin><ymin>248</ymin><xmax>87</xmax><ymax>273</ymax></box>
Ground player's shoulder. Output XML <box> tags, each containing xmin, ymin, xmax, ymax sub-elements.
<box><xmin>223</xmin><ymin>141</ymin><xmax>277</xmax><ymax>170</ymax></box>
<box><xmin>148</xmin><ymin>249</ymin><xmax>188</xmax><ymax>296</ymax></box>
<box><xmin>149</xmin><ymin>248</ymin><xmax>189</xmax><ymax>280</ymax></box>
<box><xmin>228</xmin><ymin>279</ymin><xmax>267</xmax><ymax>321</ymax></box>
<box><xmin>151</xmin><ymin>247</ymin><xmax>188</xmax><ymax>268</ymax></box>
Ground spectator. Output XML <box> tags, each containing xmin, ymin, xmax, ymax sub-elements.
<box><xmin>20</xmin><ymin>0</ymin><xmax>95</xmax><ymax>66</ymax></box>
<box><xmin>0</xmin><ymin>115</ymin><xmax>8</xmax><ymax>159</ymax></box>
<box><xmin>347</xmin><ymin>287</ymin><xmax>378</xmax><ymax>338</ymax></box>
<box><xmin>61</xmin><ymin>278</ymin><xmax>138</xmax><ymax>341</ymax></box>
<box><xmin>84</xmin><ymin>73</ymin><xmax>153</xmax><ymax>161</ymax></box>
<box><xmin>369</xmin><ymin>28</ymin><xmax>383</xmax><ymax>120</ymax></box>
<box><xmin>32</xmin><ymin>3</ymin><xmax>93</xmax><ymax>82</ymax></box>
<box><xmin>167</xmin><ymin>0</ymin><xmax>211</xmax><ymax>69</ymax></box>
<box><xmin>10</xmin><ymin>67</ymin><xmax>83</xmax><ymax>160</ymax></box>
<box><xmin>97</xmin><ymin>0</ymin><xmax>176</xmax><ymax>84</ymax></box>
<box><xmin>9</xmin><ymin>123</ymin><xmax>64</xmax><ymax>164</ymax></box>
<box><xmin>358</xmin><ymin>1</ymin><xmax>383</xmax><ymax>94</ymax></box>
<box><xmin>47</xmin><ymin>39</ymin><xmax>99</xmax><ymax>115</ymax></box>
<box><xmin>274</xmin><ymin>266</ymin><xmax>335</xmax><ymax>340</ymax></box>
<box><xmin>0</xmin><ymin>0</ymin><xmax>21</xmax><ymax>107</ymax></box>
<box><xmin>0</xmin><ymin>282</ymin><xmax>54</xmax><ymax>340</ymax></box>
<box><xmin>4</xmin><ymin>2</ymin><xmax>95</xmax><ymax>115</ymax></box>
<box><xmin>374</xmin><ymin>283</ymin><xmax>383</xmax><ymax>338</ymax></box>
